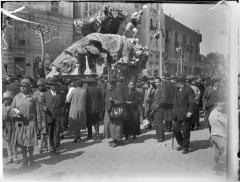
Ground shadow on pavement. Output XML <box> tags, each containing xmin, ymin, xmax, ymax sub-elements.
<box><xmin>120</xmin><ymin>131</ymin><xmax>173</xmax><ymax>145</ymax></box>
<box><xmin>192</xmin><ymin>120</ymin><xmax>210</xmax><ymax>131</ymax></box>
<box><xmin>3</xmin><ymin>151</ymin><xmax>84</xmax><ymax>178</ymax></box>
<box><xmin>189</xmin><ymin>139</ymin><xmax>213</xmax><ymax>153</ymax></box>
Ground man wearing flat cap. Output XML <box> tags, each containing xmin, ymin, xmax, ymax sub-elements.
<box><xmin>151</xmin><ymin>77</ymin><xmax>167</xmax><ymax>142</ymax></box>
<box><xmin>43</xmin><ymin>77</ymin><xmax>64</xmax><ymax>154</ymax></box>
<box><xmin>172</xmin><ymin>74</ymin><xmax>194</xmax><ymax>154</ymax></box>
<box><xmin>33</xmin><ymin>78</ymin><xmax>47</xmax><ymax>153</ymax></box>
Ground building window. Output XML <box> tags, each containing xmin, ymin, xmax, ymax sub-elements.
<box><xmin>150</xmin><ymin>19</ymin><xmax>157</xmax><ymax>31</ymax></box>
<box><xmin>183</xmin><ymin>36</ymin><xmax>186</xmax><ymax>45</ymax></box>
<box><xmin>14</xmin><ymin>57</ymin><xmax>25</xmax><ymax>76</ymax></box>
<box><xmin>174</xmin><ymin>32</ymin><xmax>179</xmax><ymax>48</ymax></box>
<box><xmin>175</xmin><ymin>32</ymin><xmax>178</xmax><ymax>42</ymax></box>
<box><xmin>14</xmin><ymin>29</ymin><xmax>26</xmax><ymax>46</ymax></box>
<box><xmin>51</xmin><ymin>2</ymin><xmax>59</xmax><ymax>13</ymax></box>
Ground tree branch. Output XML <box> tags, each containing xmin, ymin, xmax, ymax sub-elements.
<box><xmin>44</xmin><ymin>37</ymin><xmax>61</xmax><ymax>45</ymax></box>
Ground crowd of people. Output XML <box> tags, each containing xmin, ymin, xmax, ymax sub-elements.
<box><xmin>2</xmin><ymin>72</ymin><xmax>227</xmax><ymax>174</ymax></box>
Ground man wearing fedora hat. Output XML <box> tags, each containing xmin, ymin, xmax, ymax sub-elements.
<box><xmin>172</xmin><ymin>75</ymin><xmax>194</xmax><ymax>154</ymax></box>
<box><xmin>43</xmin><ymin>77</ymin><xmax>64</xmax><ymax>154</ymax></box>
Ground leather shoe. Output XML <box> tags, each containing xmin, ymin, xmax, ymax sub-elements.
<box><xmin>177</xmin><ymin>146</ymin><xmax>183</xmax><ymax>151</ymax></box>
<box><xmin>73</xmin><ymin>137</ymin><xmax>81</xmax><ymax>143</ymax></box>
<box><xmin>87</xmin><ymin>136</ymin><xmax>92</xmax><ymax>140</ymax></box>
<box><xmin>182</xmin><ymin>149</ymin><xmax>190</xmax><ymax>154</ymax></box>
<box><xmin>157</xmin><ymin>138</ymin><xmax>164</xmax><ymax>142</ymax></box>
<box><xmin>6</xmin><ymin>159</ymin><xmax>13</xmax><ymax>165</ymax></box>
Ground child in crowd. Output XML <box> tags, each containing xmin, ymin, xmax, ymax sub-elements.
<box><xmin>2</xmin><ymin>91</ymin><xmax>18</xmax><ymax>164</ymax></box>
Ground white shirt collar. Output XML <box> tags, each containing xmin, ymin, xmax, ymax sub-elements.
<box><xmin>50</xmin><ymin>89</ymin><xmax>56</xmax><ymax>96</ymax></box>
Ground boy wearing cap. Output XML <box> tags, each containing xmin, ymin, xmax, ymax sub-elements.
<box><xmin>2</xmin><ymin>91</ymin><xmax>18</xmax><ymax>164</ymax></box>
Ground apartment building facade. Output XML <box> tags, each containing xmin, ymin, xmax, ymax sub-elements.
<box><xmin>2</xmin><ymin>1</ymin><xmax>74</xmax><ymax>77</ymax></box>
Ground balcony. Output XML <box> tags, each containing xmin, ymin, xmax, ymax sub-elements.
<box><xmin>51</xmin><ymin>5</ymin><xmax>59</xmax><ymax>13</ymax></box>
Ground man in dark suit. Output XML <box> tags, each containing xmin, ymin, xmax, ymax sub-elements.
<box><xmin>173</xmin><ymin>75</ymin><xmax>194</xmax><ymax>154</ymax></box>
<box><xmin>86</xmin><ymin>78</ymin><xmax>102</xmax><ymax>140</ymax></box>
<box><xmin>44</xmin><ymin>77</ymin><xmax>65</xmax><ymax>154</ymax></box>
<box><xmin>151</xmin><ymin>77</ymin><xmax>167</xmax><ymax>142</ymax></box>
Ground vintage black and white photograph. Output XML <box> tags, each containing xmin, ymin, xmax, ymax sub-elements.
<box><xmin>1</xmin><ymin>1</ymin><xmax>238</xmax><ymax>181</ymax></box>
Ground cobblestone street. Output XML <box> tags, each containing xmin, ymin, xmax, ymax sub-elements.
<box><xmin>3</xmin><ymin>119</ymin><xmax>224</xmax><ymax>181</ymax></box>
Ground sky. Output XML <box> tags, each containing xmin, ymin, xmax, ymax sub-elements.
<box><xmin>162</xmin><ymin>3</ymin><xmax>231</xmax><ymax>56</ymax></box>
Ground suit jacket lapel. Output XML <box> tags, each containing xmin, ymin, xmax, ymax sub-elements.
<box><xmin>53</xmin><ymin>93</ymin><xmax>60</xmax><ymax>108</ymax></box>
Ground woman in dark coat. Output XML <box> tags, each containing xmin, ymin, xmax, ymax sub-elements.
<box><xmin>11</xmin><ymin>78</ymin><xmax>38</xmax><ymax>167</ymax></box>
<box><xmin>123</xmin><ymin>81</ymin><xmax>140</xmax><ymax>141</ymax></box>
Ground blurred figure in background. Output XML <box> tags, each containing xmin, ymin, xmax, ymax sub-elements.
<box><xmin>202</xmin><ymin>77</ymin><xmax>221</xmax><ymax>134</ymax></box>
<box><xmin>209</xmin><ymin>102</ymin><xmax>227</xmax><ymax>175</ymax></box>
<box><xmin>2</xmin><ymin>91</ymin><xmax>18</xmax><ymax>164</ymax></box>
<box><xmin>190</xmin><ymin>79</ymin><xmax>201</xmax><ymax>130</ymax></box>
<box><xmin>143</xmin><ymin>80</ymin><xmax>154</xmax><ymax>129</ymax></box>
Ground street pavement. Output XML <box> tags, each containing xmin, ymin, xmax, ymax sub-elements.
<box><xmin>2</xmin><ymin>118</ymin><xmax>226</xmax><ymax>181</ymax></box>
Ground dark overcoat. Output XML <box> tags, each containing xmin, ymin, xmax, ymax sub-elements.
<box><xmin>173</xmin><ymin>85</ymin><xmax>194</xmax><ymax>121</ymax></box>
<box><xmin>123</xmin><ymin>89</ymin><xmax>140</xmax><ymax>136</ymax></box>
<box><xmin>43</xmin><ymin>90</ymin><xmax>65</xmax><ymax>123</ymax></box>
<box><xmin>86</xmin><ymin>85</ymin><xmax>103</xmax><ymax>123</ymax></box>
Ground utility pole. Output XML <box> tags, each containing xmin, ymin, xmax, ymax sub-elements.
<box><xmin>158</xmin><ymin>5</ymin><xmax>163</xmax><ymax>77</ymax></box>
<box><xmin>180</xmin><ymin>47</ymin><xmax>183</xmax><ymax>74</ymax></box>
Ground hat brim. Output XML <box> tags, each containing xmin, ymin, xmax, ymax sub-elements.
<box><xmin>3</xmin><ymin>97</ymin><xmax>13</xmax><ymax>100</ymax></box>
<box><xmin>20</xmin><ymin>83</ymin><xmax>30</xmax><ymax>87</ymax></box>
<box><xmin>46</xmin><ymin>82</ymin><xmax>59</xmax><ymax>85</ymax></box>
